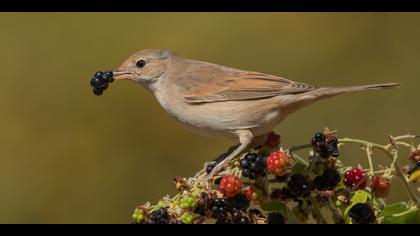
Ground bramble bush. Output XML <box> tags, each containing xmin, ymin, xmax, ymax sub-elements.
<box><xmin>131</xmin><ymin>129</ymin><xmax>420</xmax><ymax>224</ymax></box>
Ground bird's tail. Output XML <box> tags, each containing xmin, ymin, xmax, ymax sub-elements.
<box><xmin>287</xmin><ymin>82</ymin><xmax>400</xmax><ymax>111</ymax></box>
<box><xmin>313</xmin><ymin>82</ymin><xmax>400</xmax><ymax>99</ymax></box>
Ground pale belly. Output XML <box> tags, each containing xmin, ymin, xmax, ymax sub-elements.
<box><xmin>154</xmin><ymin>92</ymin><xmax>289</xmax><ymax>139</ymax></box>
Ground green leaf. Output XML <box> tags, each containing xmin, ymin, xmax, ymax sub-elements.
<box><xmin>261</xmin><ymin>202</ymin><xmax>288</xmax><ymax>212</ymax></box>
<box><xmin>380</xmin><ymin>203</ymin><xmax>420</xmax><ymax>224</ymax></box>
<box><xmin>291</xmin><ymin>163</ymin><xmax>307</xmax><ymax>174</ymax></box>
<box><xmin>383</xmin><ymin>207</ymin><xmax>419</xmax><ymax>224</ymax></box>
<box><xmin>379</xmin><ymin>202</ymin><xmax>409</xmax><ymax>217</ymax></box>
<box><xmin>350</xmin><ymin>190</ymin><xmax>371</xmax><ymax>204</ymax></box>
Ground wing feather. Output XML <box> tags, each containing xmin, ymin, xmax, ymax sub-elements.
<box><xmin>183</xmin><ymin>70</ymin><xmax>317</xmax><ymax>104</ymax></box>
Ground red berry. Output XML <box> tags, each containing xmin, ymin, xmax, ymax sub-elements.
<box><xmin>264</xmin><ymin>132</ymin><xmax>281</xmax><ymax>148</ymax></box>
<box><xmin>344</xmin><ymin>168</ymin><xmax>367</xmax><ymax>190</ymax></box>
<box><xmin>373</xmin><ymin>176</ymin><xmax>390</xmax><ymax>198</ymax></box>
<box><xmin>266</xmin><ymin>151</ymin><xmax>289</xmax><ymax>176</ymax></box>
<box><xmin>218</xmin><ymin>175</ymin><xmax>242</xmax><ymax>197</ymax></box>
<box><xmin>243</xmin><ymin>186</ymin><xmax>253</xmax><ymax>200</ymax></box>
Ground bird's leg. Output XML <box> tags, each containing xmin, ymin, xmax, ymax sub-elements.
<box><xmin>205</xmin><ymin>130</ymin><xmax>253</xmax><ymax>180</ymax></box>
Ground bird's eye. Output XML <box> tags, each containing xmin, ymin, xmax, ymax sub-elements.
<box><xmin>136</xmin><ymin>59</ymin><xmax>146</xmax><ymax>68</ymax></box>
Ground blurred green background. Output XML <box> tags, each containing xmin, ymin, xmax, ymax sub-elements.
<box><xmin>0</xmin><ymin>13</ymin><xmax>418</xmax><ymax>223</ymax></box>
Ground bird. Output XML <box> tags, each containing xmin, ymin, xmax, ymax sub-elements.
<box><xmin>111</xmin><ymin>48</ymin><xmax>399</xmax><ymax>180</ymax></box>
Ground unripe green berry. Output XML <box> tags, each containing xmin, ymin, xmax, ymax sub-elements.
<box><xmin>180</xmin><ymin>212</ymin><xmax>194</xmax><ymax>224</ymax></box>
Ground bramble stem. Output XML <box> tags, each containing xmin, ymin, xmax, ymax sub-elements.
<box><xmin>289</xmin><ymin>143</ymin><xmax>313</xmax><ymax>153</ymax></box>
<box><xmin>309</xmin><ymin>196</ymin><xmax>328</xmax><ymax>224</ymax></box>
<box><xmin>288</xmin><ymin>152</ymin><xmax>310</xmax><ymax>167</ymax></box>
<box><xmin>365</xmin><ymin>145</ymin><xmax>375</xmax><ymax>178</ymax></box>
<box><xmin>339</xmin><ymin>138</ymin><xmax>420</xmax><ymax>205</ymax></box>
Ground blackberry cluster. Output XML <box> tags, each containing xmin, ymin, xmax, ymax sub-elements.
<box><xmin>229</xmin><ymin>193</ymin><xmax>250</xmax><ymax>212</ymax></box>
<box><xmin>147</xmin><ymin>207</ymin><xmax>169</xmax><ymax>224</ymax></box>
<box><xmin>90</xmin><ymin>71</ymin><xmax>114</xmax><ymax>96</ymax></box>
<box><xmin>311</xmin><ymin>132</ymin><xmax>339</xmax><ymax>158</ymax></box>
<box><xmin>210</xmin><ymin>198</ymin><xmax>230</xmax><ymax>217</ymax></box>
<box><xmin>267</xmin><ymin>212</ymin><xmax>286</xmax><ymax>224</ymax></box>
<box><xmin>240</xmin><ymin>153</ymin><xmax>267</xmax><ymax>179</ymax></box>
<box><xmin>287</xmin><ymin>174</ymin><xmax>313</xmax><ymax>198</ymax></box>
<box><xmin>348</xmin><ymin>203</ymin><xmax>376</xmax><ymax>224</ymax></box>
<box><xmin>210</xmin><ymin>193</ymin><xmax>250</xmax><ymax>217</ymax></box>
<box><xmin>209</xmin><ymin>193</ymin><xmax>251</xmax><ymax>224</ymax></box>
<box><xmin>314</xmin><ymin>168</ymin><xmax>341</xmax><ymax>191</ymax></box>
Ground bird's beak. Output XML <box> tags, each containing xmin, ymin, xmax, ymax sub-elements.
<box><xmin>113</xmin><ymin>69</ymin><xmax>133</xmax><ymax>81</ymax></box>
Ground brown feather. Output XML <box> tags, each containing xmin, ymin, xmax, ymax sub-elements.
<box><xmin>183</xmin><ymin>70</ymin><xmax>317</xmax><ymax>104</ymax></box>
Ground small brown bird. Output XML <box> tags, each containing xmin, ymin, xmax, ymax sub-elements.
<box><xmin>112</xmin><ymin>49</ymin><xmax>399</xmax><ymax>179</ymax></box>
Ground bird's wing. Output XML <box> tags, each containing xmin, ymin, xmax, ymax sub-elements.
<box><xmin>183</xmin><ymin>70</ymin><xmax>318</xmax><ymax>104</ymax></box>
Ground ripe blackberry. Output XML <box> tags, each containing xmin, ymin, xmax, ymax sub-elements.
<box><xmin>228</xmin><ymin>193</ymin><xmax>250</xmax><ymax>212</ymax></box>
<box><xmin>240</xmin><ymin>153</ymin><xmax>266</xmax><ymax>179</ymax></box>
<box><xmin>348</xmin><ymin>203</ymin><xmax>376</xmax><ymax>224</ymax></box>
<box><xmin>287</xmin><ymin>174</ymin><xmax>313</xmax><ymax>198</ymax></box>
<box><xmin>344</xmin><ymin>168</ymin><xmax>367</xmax><ymax>190</ymax></box>
<box><xmin>314</xmin><ymin>168</ymin><xmax>341</xmax><ymax>191</ymax></box>
<box><xmin>90</xmin><ymin>70</ymin><xmax>114</xmax><ymax>96</ymax></box>
<box><xmin>210</xmin><ymin>198</ymin><xmax>231</xmax><ymax>217</ymax></box>
<box><xmin>267</xmin><ymin>212</ymin><xmax>286</xmax><ymax>224</ymax></box>
<box><xmin>147</xmin><ymin>207</ymin><xmax>169</xmax><ymax>224</ymax></box>
<box><xmin>311</xmin><ymin>132</ymin><xmax>339</xmax><ymax>158</ymax></box>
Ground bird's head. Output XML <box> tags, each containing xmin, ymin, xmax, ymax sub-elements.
<box><xmin>113</xmin><ymin>49</ymin><xmax>174</xmax><ymax>91</ymax></box>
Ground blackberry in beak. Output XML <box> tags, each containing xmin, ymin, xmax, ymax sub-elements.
<box><xmin>90</xmin><ymin>70</ymin><xmax>115</xmax><ymax>96</ymax></box>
